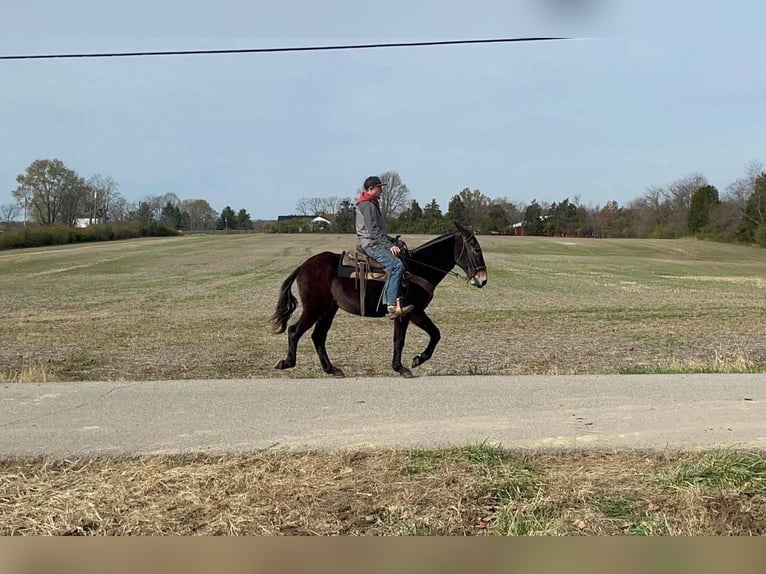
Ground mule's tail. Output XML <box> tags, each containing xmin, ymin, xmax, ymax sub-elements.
<box><xmin>271</xmin><ymin>266</ymin><xmax>300</xmax><ymax>334</ymax></box>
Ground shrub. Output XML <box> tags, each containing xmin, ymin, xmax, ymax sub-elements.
<box><xmin>0</xmin><ymin>222</ymin><xmax>177</xmax><ymax>250</ymax></box>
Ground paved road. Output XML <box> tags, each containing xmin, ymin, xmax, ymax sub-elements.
<box><xmin>1</xmin><ymin>374</ymin><xmax>765</xmax><ymax>457</ymax></box>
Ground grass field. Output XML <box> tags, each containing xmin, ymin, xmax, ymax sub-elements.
<box><xmin>2</xmin><ymin>234</ymin><xmax>766</xmax><ymax>535</ymax></box>
<box><xmin>1</xmin><ymin>233</ymin><xmax>764</xmax><ymax>381</ymax></box>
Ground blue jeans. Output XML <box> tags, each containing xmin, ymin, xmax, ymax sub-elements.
<box><xmin>363</xmin><ymin>243</ymin><xmax>405</xmax><ymax>307</ymax></box>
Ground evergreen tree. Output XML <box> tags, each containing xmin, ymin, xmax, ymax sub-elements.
<box><xmin>483</xmin><ymin>203</ymin><xmax>510</xmax><ymax>233</ymax></box>
<box><xmin>687</xmin><ymin>185</ymin><xmax>720</xmax><ymax>234</ymax></box>
<box><xmin>447</xmin><ymin>194</ymin><xmax>468</xmax><ymax>224</ymax></box>
<box><xmin>219</xmin><ymin>206</ymin><xmax>237</xmax><ymax>229</ymax></box>
<box><xmin>523</xmin><ymin>200</ymin><xmax>545</xmax><ymax>235</ymax></box>
<box><xmin>237</xmin><ymin>208</ymin><xmax>253</xmax><ymax>230</ymax></box>
<box><xmin>334</xmin><ymin>200</ymin><xmax>355</xmax><ymax>233</ymax></box>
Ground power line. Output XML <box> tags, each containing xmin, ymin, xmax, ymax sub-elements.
<box><xmin>0</xmin><ymin>37</ymin><xmax>574</xmax><ymax>61</ymax></box>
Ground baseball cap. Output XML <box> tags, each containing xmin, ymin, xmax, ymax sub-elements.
<box><xmin>363</xmin><ymin>176</ymin><xmax>386</xmax><ymax>189</ymax></box>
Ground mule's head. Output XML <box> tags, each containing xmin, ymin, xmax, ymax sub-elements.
<box><xmin>454</xmin><ymin>222</ymin><xmax>488</xmax><ymax>288</ymax></box>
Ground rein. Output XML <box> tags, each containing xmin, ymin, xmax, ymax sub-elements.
<box><xmin>399</xmin><ymin>233</ymin><xmax>482</xmax><ymax>281</ymax></box>
<box><xmin>399</xmin><ymin>254</ymin><xmax>462</xmax><ymax>278</ymax></box>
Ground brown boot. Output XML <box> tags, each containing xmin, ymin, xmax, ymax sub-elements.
<box><xmin>387</xmin><ymin>298</ymin><xmax>414</xmax><ymax>320</ymax></box>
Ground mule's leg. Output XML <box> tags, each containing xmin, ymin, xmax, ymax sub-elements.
<box><xmin>311</xmin><ymin>304</ymin><xmax>344</xmax><ymax>377</ymax></box>
<box><xmin>392</xmin><ymin>316</ymin><xmax>414</xmax><ymax>378</ymax></box>
<box><xmin>275</xmin><ymin>309</ymin><xmax>321</xmax><ymax>370</ymax></box>
<box><xmin>408</xmin><ymin>312</ymin><xmax>441</xmax><ymax>368</ymax></box>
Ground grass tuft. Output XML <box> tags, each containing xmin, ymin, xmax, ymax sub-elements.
<box><xmin>663</xmin><ymin>450</ymin><xmax>766</xmax><ymax>492</ymax></box>
<box><xmin>0</xmin><ymin>364</ymin><xmax>53</xmax><ymax>383</ymax></box>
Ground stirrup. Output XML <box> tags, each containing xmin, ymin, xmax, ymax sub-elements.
<box><xmin>387</xmin><ymin>299</ymin><xmax>414</xmax><ymax>319</ymax></box>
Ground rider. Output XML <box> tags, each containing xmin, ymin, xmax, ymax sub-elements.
<box><xmin>355</xmin><ymin>175</ymin><xmax>414</xmax><ymax>319</ymax></box>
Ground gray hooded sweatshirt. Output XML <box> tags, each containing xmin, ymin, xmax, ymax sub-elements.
<box><xmin>355</xmin><ymin>198</ymin><xmax>394</xmax><ymax>251</ymax></box>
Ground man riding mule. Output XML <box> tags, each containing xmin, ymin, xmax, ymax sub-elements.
<box><xmin>271</xmin><ymin>212</ymin><xmax>488</xmax><ymax>378</ymax></box>
<box><xmin>355</xmin><ymin>175</ymin><xmax>414</xmax><ymax>320</ymax></box>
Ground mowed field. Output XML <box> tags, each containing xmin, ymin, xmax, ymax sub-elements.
<box><xmin>1</xmin><ymin>233</ymin><xmax>764</xmax><ymax>382</ymax></box>
<box><xmin>2</xmin><ymin>234</ymin><xmax>766</xmax><ymax>535</ymax></box>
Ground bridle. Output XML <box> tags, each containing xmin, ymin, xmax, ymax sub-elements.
<box><xmin>400</xmin><ymin>232</ymin><xmax>485</xmax><ymax>282</ymax></box>
<box><xmin>455</xmin><ymin>233</ymin><xmax>486</xmax><ymax>281</ymax></box>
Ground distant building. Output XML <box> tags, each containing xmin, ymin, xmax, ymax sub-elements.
<box><xmin>277</xmin><ymin>215</ymin><xmax>311</xmax><ymax>222</ymax></box>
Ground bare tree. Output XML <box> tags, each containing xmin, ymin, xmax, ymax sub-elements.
<box><xmin>295</xmin><ymin>196</ymin><xmax>345</xmax><ymax>217</ymax></box>
<box><xmin>378</xmin><ymin>171</ymin><xmax>410</xmax><ymax>222</ymax></box>
<box><xmin>0</xmin><ymin>203</ymin><xmax>19</xmax><ymax>224</ymax></box>
<box><xmin>107</xmin><ymin>194</ymin><xmax>129</xmax><ymax>222</ymax></box>
<box><xmin>663</xmin><ymin>173</ymin><xmax>708</xmax><ymax>235</ymax></box>
<box><xmin>725</xmin><ymin>160</ymin><xmax>763</xmax><ymax>212</ymax></box>
<box><xmin>137</xmin><ymin>193</ymin><xmax>182</xmax><ymax>221</ymax></box>
<box><xmin>180</xmin><ymin>199</ymin><xmax>217</xmax><ymax>230</ymax></box>
<box><xmin>87</xmin><ymin>174</ymin><xmax>121</xmax><ymax>223</ymax></box>
<box><xmin>628</xmin><ymin>186</ymin><xmax>668</xmax><ymax>237</ymax></box>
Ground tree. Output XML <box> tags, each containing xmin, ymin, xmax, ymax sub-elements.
<box><xmin>596</xmin><ymin>201</ymin><xmax>630</xmax><ymax>238</ymax></box>
<box><xmin>630</xmin><ymin>186</ymin><xmax>672</xmax><ymax>238</ymax></box>
<box><xmin>446</xmin><ymin>194</ymin><xmax>467</xmax><ymax>224</ymax></box>
<box><xmin>0</xmin><ymin>203</ymin><xmax>19</xmax><ymax>225</ymax></box>
<box><xmin>334</xmin><ymin>199</ymin><xmax>355</xmax><ymax>233</ymax></box>
<box><xmin>420</xmin><ymin>199</ymin><xmax>450</xmax><ymax>233</ymax></box>
<box><xmin>218</xmin><ymin>206</ymin><xmax>237</xmax><ymax>229</ymax></box>
<box><xmin>295</xmin><ymin>196</ymin><xmax>345</xmax><ymax>217</ymax></box>
<box><xmin>738</xmin><ymin>172</ymin><xmax>766</xmax><ymax>244</ymax></box>
<box><xmin>546</xmin><ymin>198</ymin><xmax>579</xmax><ymax>236</ymax></box>
<box><xmin>161</xmin><ymin>202</ymin><xmax>182</xmax><ymax>229</ymax></box>
<box><xmin>395</xmin><ymin>200</ymin><xmax>424</xmax><ymax>232</ymax></box>
<box><xmin>87</xmin><ymin>174</ymin><xmax>121</xmax><ymax>223</ymax></box>
<box><xmin>523</xmin><ymin>200</ymin><xmax>545</xmax><ymax>235</ymax></box>
<box><xmin>687</xmin><ymin>185</ymin><xmax>720</xmax><ymax>234</ymax></box>
<box><xmin>133</xmin><ymin>201</ymin><xmax>154</xmax><ymax>228</ymax></box>
<box><xmin>13</xmin><ymin>159</ymin><xmax>84</xmax><ymax>225</ymax></box>
<box><xmin>482</xmin><ymin>203</ymin><xmax>510</xmax><ymax>233</ymax></box>
<box><xmin>378</xmin><ymin>171</ymin><xmax>410</xmax><ymax>223</ymax></box>
<box><xmin>664</xmin><ymin>173</ymin><xmax>708</xmax><ymax>235</ymax></box>
<box><xmin>457</xmin><ymin>188</ymin><xmax>491</xmax><ymax>228</ymax></box>
<box><xmin>726</xmin><ymin>161</ymin><xmax>763</xmax><ymax>214</ymax></box>
<box><xmin>237</xmin><ymin>208</ymin><xmax>253</xmax><ymax>230</ymax></box>
<box><xmin>180</xmin><ymin>199</ymin><xmax>217</xmax><ymax>230</ymax></box>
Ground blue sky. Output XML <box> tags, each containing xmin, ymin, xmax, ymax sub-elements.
<box><xmin>1</xmin><ymin>1</ymin><xmax>764</xmax><ymax>219</ymax></box>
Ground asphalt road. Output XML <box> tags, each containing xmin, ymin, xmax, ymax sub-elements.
<box><xmin>1</xmin><ymin>374</ymin><xmax>765</xmax><ymax>457</ymax></box>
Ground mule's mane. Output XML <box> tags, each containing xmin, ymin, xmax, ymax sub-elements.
<box><xmin>410</xmin><ymin>232</ymin><xmax>458</xmax><ymax>255</ymax></box>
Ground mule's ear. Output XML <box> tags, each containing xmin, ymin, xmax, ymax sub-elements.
<box><xmin>454</xmin><ymin>221</ymin><xmax>471</xmax><ymax>236</ymax></box>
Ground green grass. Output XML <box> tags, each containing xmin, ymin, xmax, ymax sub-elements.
<box><xmin>0</xmin><ymin>234</ymin><xmax>764</xmax><ymax>381</ymax></box>
<box><xmin>663</xmin><ymin>450</ymin><xmax>766</xmax><ymax>492</ymax></box>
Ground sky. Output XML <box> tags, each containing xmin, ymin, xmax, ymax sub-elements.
<box><xmin>1</xmin><ymin>0</ymin><xmax>765</xmax><ymax>220</ymax></box>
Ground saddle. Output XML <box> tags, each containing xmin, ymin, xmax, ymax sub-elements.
<box><xmin>338</xmin><ymin>247</ymin><xmax>389</xmax><ymax>317</ymax></box>
<box><xmin>337</xmin><ymin>242</ymin><xmax>433</xmax><ymax>317</ymax></box>
<box><xmin>338</xmin><ymin>248</ymin><xmax>388</xmax><ymax>281</ymax></box>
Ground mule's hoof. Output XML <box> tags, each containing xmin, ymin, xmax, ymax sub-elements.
<box><xmin>275</xmin><ymin>359</ymin><xmax>292</xmax><ymax>370</ymax></box>
<box><xmin>412</xmin><ymin>355</ymin><xmax>422</xmax><ymax>368</ymax></box>
<box><xmin>397</xmin><ymin>368</ymin><xmax>415</xmax><ymax>379</ymax></box>
<box><xmin>330</xmin><ymin>367</ymin><xmax>345</xmax><ymax>378</ymax></box>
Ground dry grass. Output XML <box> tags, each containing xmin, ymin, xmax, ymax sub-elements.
<box><xmin>3</xmin><ymin>446</ymin><xmax>766</xmax><ymax>535</ymax></box>
<box><xmin>3</xmin><ymin>237</ymin><xmax>764</xmax><ymax>536</ymax></box>
<box><xmin>0</xmin><ymin>363</ymin><xmax>52</xmax><ymax>383</ymax></box>
<box><xmin>0</xmin><ymin>234</ymin><xmax>764</xmax><ymax>382</ymax></box>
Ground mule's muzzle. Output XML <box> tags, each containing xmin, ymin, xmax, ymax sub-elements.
<box><xmin>470</xmin><ymin>269</ymin><xmax>488</xmax><ymax>288</ymax></box>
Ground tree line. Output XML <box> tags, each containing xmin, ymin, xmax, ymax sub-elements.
<box><xmin>2</xmin><ymin>158</ymin><xmax>253</xmax><ymax>232</ymax></box>
<box><xmin>4</xmin><ymin>160</ymin><xmax>766</xmax><ymax>248</ymax></box>
<box><xmin>286</xmin><ymin>167</ymin><xmax>766</xmax><ymax>247</ymax></box>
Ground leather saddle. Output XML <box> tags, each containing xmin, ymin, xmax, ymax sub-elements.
<box><xmin>338</xmin><ymin>248</ymin><xmax>388</xmax><ymax>281</ymax></box>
